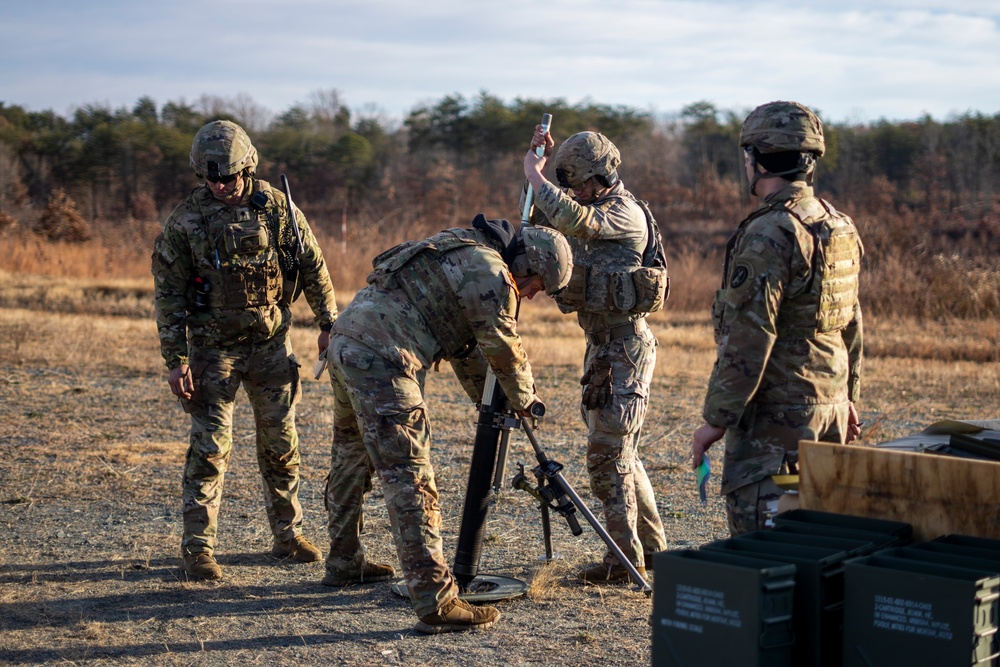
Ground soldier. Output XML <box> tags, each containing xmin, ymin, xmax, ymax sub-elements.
<box><xmin>690</xmin><ymin>101</ymin><xmax>864</xmax><ymax>536</ymax></box>
<box><xmin>323</xmin><ymin>215</ymin><xmax>571</xmax><ymax>634</ymax></box>
<box><xmin>523</xmin><ymin>129</ymin><xmax>668</xmax><ymax>583</ymax></box>
<box><xmin>152</xmin><ymin>120</ymin><xmax>338</xmax><ymax>580</ymax></box>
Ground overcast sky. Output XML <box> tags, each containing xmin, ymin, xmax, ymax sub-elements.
<box><xmin>2</xmin><ymin>0</ymin><xmax>998</xmax><ymax>127</ymax></box>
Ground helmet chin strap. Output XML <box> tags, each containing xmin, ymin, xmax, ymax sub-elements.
<box><xmin>747</xmin><ymin>152</ymin><xmax>762</xmax><ymax>196</ymax></box>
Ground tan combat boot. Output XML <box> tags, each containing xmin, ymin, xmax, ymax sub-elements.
<box><xmin>321</xmin><ymin>561</ymin><xmax>396</xmax><ymax>587</ymax></box>
<box><xmin>577</xmin><ymin>561</ymin><xmax>645</xmax><ymax>584</ymax></box>
<box><xmin>271</xmin><ymin>535</ymin><xmax>323</xmax><ymax>563</ymax></box>
<box><xmin>414</xmin><ymin>597</ymin><xmax>501</xmax><ymax>634</ymax></box>
<box><xmin>182</xmin><ymin>552</ymin><xmax>222</xmax><ymax>580</ymax></box>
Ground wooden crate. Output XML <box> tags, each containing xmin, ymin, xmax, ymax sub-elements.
<box><xmin>798</xmin><ymin>441</ymin><xmax>1000</xmax><ymax>542</ymax></box>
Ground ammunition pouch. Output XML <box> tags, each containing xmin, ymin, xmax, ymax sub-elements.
<box><xmin>201</xmin><ymin>202</ymin><xmax>283</xmax><ymax>310</ymax></box>
<box><xmin>556</xmin><ymin>264</ymin><xmax>670</xmax><ymax>315</ymax></box>
<box><xmin>629</xmin><ymin>266</ymin><xmax>670</xmax><ymax>313</ymax></box>
<box><xmin>279</xmin><ymin>270</ymin><xmax>301</xmax><ymax>308</ymax></box>
<box><xmin>224</xmin><ymin>222</ymin><xmax>269</xmax><ymax>255</ymax></box>
<box><xmin>609</xmin><ymin>271</ymin><xmax>636</xmax><ymax>312</ymax></box>
<box><xmin>219</xmin><ymin>250</ymin><xmax>282</xmax><ymax>308</ymax></box>
<box><xmin>556</xmin><ymin>195</ymin><xmax>669</xmax><ymax>316</ymax></box>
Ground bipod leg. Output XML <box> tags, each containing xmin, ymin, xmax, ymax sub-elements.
<box><xmin>537</xmin><ymin>468</ymin><xmax>554</xmax><ymax>561</ymax></box>
<box><xmin>512</xmin><ymin>463</ymin><xmax>561</xmax><ymax>562</ymax></box>
<box><xmin>521</xmin><ymin>419</ymin><xmax>652</xmax><ymax>596</ymax></box>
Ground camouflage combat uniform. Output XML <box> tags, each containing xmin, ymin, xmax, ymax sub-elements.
<box><xmin>325</xmin><ymin>221</ymin><xmax>536</xmax><ymax>618</ymax></box>
<box><xmin>152</xmin><ymin>178</ymin><xmax>337</xmax><ymax>557</ymax></box>
<box><xmin>704</xmin><ymin>181</ymin><xmax>863</xmax><ymax>535</ymax></box>
<box><xmin>529</xmin><ymin>180</ymin><xmax>667</xmax><ymax>570</ymax></box>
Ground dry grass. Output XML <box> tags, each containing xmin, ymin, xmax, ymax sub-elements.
<box><xmin>0</xmin><ymin>227</ymin><xmax>158</xmax><ymax>280</ymax></box>
<box><xmin>865</xmin><ymin>316</ymin><xmax>1000</xmax><ymax>363</ymax></box>
<box><xmin>1</xmin><ymin>272</ymin><xmax>998</xmax><ymax>666</ymax></box>
<box><xmin>5</xmin><ymin>210</ymin><xmax>997</xmax><ymax>323</ymax></box>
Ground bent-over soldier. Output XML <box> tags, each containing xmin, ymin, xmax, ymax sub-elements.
<box><xmin>324</xmin><ymin>215</ymin><xmax>571</xmax><ymax>633</ymax></box>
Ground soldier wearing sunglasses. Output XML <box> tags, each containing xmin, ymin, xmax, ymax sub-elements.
<box><xmin>152</xmin><ymin>120</ymin><xmax>338</xmax><ymax>580</ymax></box>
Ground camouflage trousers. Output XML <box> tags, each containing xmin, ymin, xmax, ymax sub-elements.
<box><xmin>180</xmin><ymin>331</ymin><xmax>303</xmax><ymax>556</ymax></box>
<box><xmin>722</xmin><ymin>401</ymin><xmax>851</xmax><ymax>536</ymax></box>
<box><xmin>582</xmin><ymin>324</ymin><xmax>667</xmax><ymax>569</ymax></box>
<box><xmin>324</xmin><ymin>335</ymin><xmax>457</xmax><ymax>618</ymax></box>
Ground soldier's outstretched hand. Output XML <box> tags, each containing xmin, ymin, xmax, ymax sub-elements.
<box><xmin>692</xmin><ymin>422</ymin><xmax>725</xmax><ymax>468</ymax></box>
<box><xmin>168</xmin><ymin>365</ymin><xmax>195</xmax><ymax>400</ymax></box>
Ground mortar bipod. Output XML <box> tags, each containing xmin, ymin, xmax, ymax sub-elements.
<box><xmin>516</xmin><ymin>419</ymin><xmax>652</xmax><ymax>596</ymax></box>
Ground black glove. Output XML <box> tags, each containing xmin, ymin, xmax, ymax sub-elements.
<box><xmin>580</xmin><ymin>358</ymin><xmax>613</xmax><ymax>410</ymax></box>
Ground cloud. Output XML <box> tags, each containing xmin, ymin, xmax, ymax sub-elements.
<box><xmin>1</xmin><ymin>0</ymin><xmax>997</xmax><ymax>122</ymax></box>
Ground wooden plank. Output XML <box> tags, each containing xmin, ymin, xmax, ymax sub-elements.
<box><xmin>798</xmin><ymin>440</ymin><xmax>1000</xmax><ymax>542</ymax></box>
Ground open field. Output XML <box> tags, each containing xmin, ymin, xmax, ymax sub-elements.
<box><xmin>1</xmin><ymin>275</ymin><xmax>998</xmax><ymax>666</ymax></box>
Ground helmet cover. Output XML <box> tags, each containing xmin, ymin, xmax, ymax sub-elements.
<box><xmin>739</xmin><ymin>101</ymin><xmax>825</xmax><ymax>156</ymax></box>
<box><xmin>553</xmin><ymin>131</ymin><xmax>621</xmax><ymax>189</ymax></box>
<box><xmin>510</xmin><ymin>226</ymin><xmax>573</xmax><ymax>295</ymax></box>
<box><xmin>190</xmin><ymin>120</ymin><xmax>259</xmax><ymax>178</ymax></box>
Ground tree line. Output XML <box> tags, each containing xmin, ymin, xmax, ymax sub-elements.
<box><xmin>1</xmin><ymin>91</ymin><xmax>997</xmax><ymax>229</ymax></box>
<box><xmin>1</xmin><ymin>90</ymin><xmax>998</xmax><ymax>317</ymax></box>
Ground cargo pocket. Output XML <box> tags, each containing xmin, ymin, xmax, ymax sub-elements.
<box><xmin>374</xmin><ymin>405</ymin><xmax>430</xmax><ymax>467</ymax></box>
<box><xmin>596</xmin><ymin>393</ymin><xmax>646</xmax><ymax>437</ymax></box>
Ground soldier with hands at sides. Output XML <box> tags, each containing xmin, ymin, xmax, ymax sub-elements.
<box><xmin>691</xmin><ymin>101</ymin><xmax>864</xmax><ymax>535</ymax></box>
<box><xmin>152</xmin><ymin>120</ymin><xmax>338</xmax><ymax>580</ymax></box>
<box><xmin>323</xmin><ymin>215</ymin><xmax>571</xmax><ymax>633</ymax></box>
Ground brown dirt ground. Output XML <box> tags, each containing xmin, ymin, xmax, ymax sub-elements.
<box><xmin>1</xmin><ymin>291</ymin><xmax>998</xmax><ymax>666</ymax></box>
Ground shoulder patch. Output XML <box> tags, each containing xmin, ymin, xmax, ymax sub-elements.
<box><xmin>724</xmin><ymin>256</ymin><xmax>767</xmax><ymax>308</ymax></box>
<box><xmin>729</xmin><ymin>261</ymin><xmax>753</xmax><ymax>289</ymax></box>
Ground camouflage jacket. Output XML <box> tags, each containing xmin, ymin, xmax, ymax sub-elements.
<box><xmin>527</xmin><ymin>180</ymin><xmax>648</xmax><ymax>333</ymax></box>
<box><xmin>703</xmin><ymin>181</ymin><xmax>864</xmax><ymax>429</ymax></box>
<box><xmin>332</xmin><ymin>225</ymin><xmax>536</xmax><ymax>411</ymax></box>
<box><xmin>152</xmin><ymin>179</ymin><xmax>337</xmax><ymax>369</ymax></box>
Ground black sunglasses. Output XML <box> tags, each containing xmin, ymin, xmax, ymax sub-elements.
<box><xmin>206</xmin><ymin>172</ymin><xmax>239</xmax><ymax>184</ymax></box>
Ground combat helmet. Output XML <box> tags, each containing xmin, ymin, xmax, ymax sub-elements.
<box><xmin>510</xmin><ymin>226</ymin><xmax>573</xmax><ymax>295</ymax></box>
<box><xmin>740</xmin><ymin>101</ymin><xmax>824</xmax><ymax>192</ymax></box>
<box><xmin>553</xmin><ymin>132</ymin><xmax>621</xmax><ymax>190</ymax></box>
<box><xmin>190</xmin><ymin>120</ymin><xmax>259</xmax><ymax>180</ymax></box>
<box><xmin>740</xmin><ymin>101</ymin><xmax>825</xmax><ymax>156</ymax></box>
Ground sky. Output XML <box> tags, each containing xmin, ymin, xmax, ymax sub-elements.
<box><xmin>2</xmin><ymin>0</ymin><xmax>999</xmax><ymax>127</ymax></box>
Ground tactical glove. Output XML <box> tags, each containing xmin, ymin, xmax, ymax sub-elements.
<box><xmin>580</xmin><ymin>358</ymin><xmax>613</xmax><ymax>410</ymax></box>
